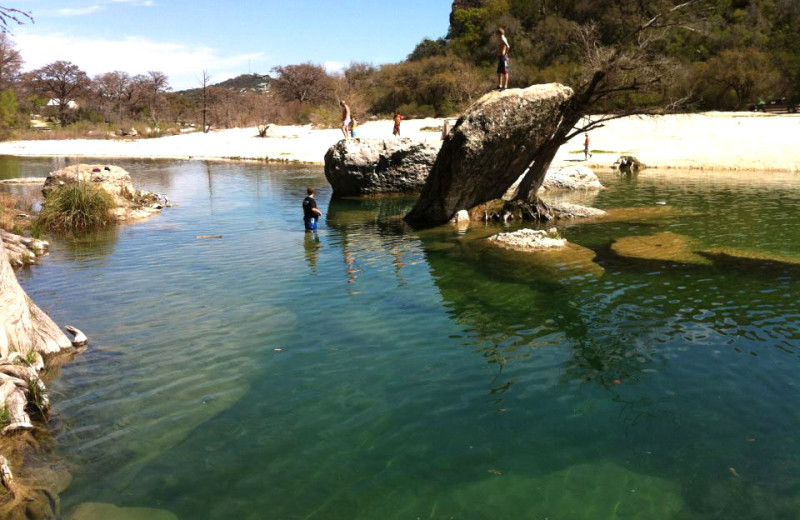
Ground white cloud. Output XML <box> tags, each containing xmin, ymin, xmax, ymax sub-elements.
<box><xmin>109</xmin><ymin>0</ymin><xmax>154</xmax><ymax>5</ymax></box>
<box><xmin>323</xmin><ymin>61</ymin><xmax>346</xmax><ymax>74</ymax></box>
<box><xmin>44</xmin><ymin>0</ymin><xmax>153</xmax><ymax>17</ymax></box>
<box><xmin>56</xmin><ymin>5</ymin><xmax>104</xmax><ymax>16</ymax></box>
<box><xmin>15</xmin><ymin>34</ymin><xmax>266</xmax><ymax>89</ymax></box>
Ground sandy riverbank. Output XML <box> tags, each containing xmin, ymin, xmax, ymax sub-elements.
<box><xmin>0</xmin><ymin>111</ymin><xmax>797</xmax><ymax>172</ymax></box>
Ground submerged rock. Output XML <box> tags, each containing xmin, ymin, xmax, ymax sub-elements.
<box><xmin>439</xmin><ymin>462</ymin><xmax>683</xmax><ymax>519</ymax></box>
<box><xmin>43</xmin><ymin>164</ymin><xmax>162</xmax><ymax>221</ymax></box>
<box><xmin>466</xmin><ymin>199</ymin><xmax>605</xmax><ymax>223</ymax></box>
<box><xmin>612</xmin><ymin>231</ymin><xmax>711</xmax><ymax>265</ymax></box>
<box><xmin>406</xmin><ymin>83</ymin><xmax>574</xmax><ymax>226</ymax></box>
<box><xmin>324</xmin><ymin>138</ymin><xmax>439</xmax><ymax>196</ymax></box>
<box><xmin>0</xmin><ymin>177</ymin><xmax>46</xmax><ymax>185</ymax></box>
<box><xmin>70</xmin><ymin>503</ymin><xmax>179</xmax><ymax>520</ymax></box>
<box><xmin>698</xmin><ymin>247</ymin><xmax>800</xmax><ymax>267</ymax></box>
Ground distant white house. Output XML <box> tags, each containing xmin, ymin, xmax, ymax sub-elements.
<box><xmin>46</xmin><ymin>99</ymin><xmax>79</xmax><ymax>109</ymax></box>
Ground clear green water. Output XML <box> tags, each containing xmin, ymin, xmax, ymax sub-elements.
<box><xmin>4</xmin><ymin>158</ymin><xmax>800</xmax><ymax>519</ymax></box>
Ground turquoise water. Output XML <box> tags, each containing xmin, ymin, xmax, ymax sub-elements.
<box><xmin>5</xmin><ymin>158</ymin><xmax>800</xmax><ymax>519</ymax></box>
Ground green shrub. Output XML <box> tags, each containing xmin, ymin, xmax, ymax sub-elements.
<box><xmin>37</xmin><ymin>183</ymin><xmax>114</xmax><ymax>233</ymax></box>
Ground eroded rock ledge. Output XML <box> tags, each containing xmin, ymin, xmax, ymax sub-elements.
<box><xmin>44</xmin><ymin>164</ymin><xmax>166</xmax><ymax>221</ymax></box>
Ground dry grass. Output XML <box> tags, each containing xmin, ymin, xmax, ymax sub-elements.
<box><xmin>0</xmin><ymin>192</ymin><xmax>35</xmax><ymax>234</ymax></box>
<box><xmin>0</xmin><ymin>193</ymin><xmax>16</xmax><ymax>230</ymax></box>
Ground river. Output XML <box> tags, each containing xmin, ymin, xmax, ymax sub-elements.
<box><xmin>3</xmin><ymin>157</ymin><xmax>800</xmax><ymax>519</ymax></box>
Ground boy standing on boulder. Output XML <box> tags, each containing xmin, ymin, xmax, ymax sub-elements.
<box><xmin>497</xmin><ymin>28</ymin><xmax>510</xmax><ymax>90</ymax></box>
<box><xmin>340</xmin><ymin>100</ymin><xmax>351</xmax><ymax>139</ymax></box>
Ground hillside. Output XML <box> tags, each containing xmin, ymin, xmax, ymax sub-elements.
<box><xmin>439</xmin><ymin>0</ymin><xmax>800</xmax><ymax>110</ymax></box>
<box><xmin>177</xmin><ymin>73</ymin><xmax>271</xmax><ymax>102</ymax></box>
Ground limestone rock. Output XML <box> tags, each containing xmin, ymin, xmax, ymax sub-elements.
<box><xmin>0</xmin><ymin>230</ymin><xmax>48</xmax><ymax>268</ymax></box>
<box><xmin>324</xmin><ymin>138</ymin><xmax>439</xmax><ymax>196</ymax></box>
<box><xmin>505</xmin><ymin>165</ymin><xmax>603</xmax><ymax>198</ymax></box>
<box><xmin>542</xmin><ymin>165</ymin><xmax>604</xmax><ymax>191</ymax></box>
<box><xmin>42</xmin><ymin>164</ymin><xmax>161</xmax><ymax>222</ymax></box>
<box><xmin>488</xmin><ymin>227</ymin><xmax>565</xmax><ymax>250</ymax></box>
<box><xmin>406</xmin><ymin>84</ymin><xmax>574</xmax><ymax>227</ymax></box>
<box><xmin>548</xmin><ymin>202</ymin><xmax>607</xmax><ymax>218</ymax></box>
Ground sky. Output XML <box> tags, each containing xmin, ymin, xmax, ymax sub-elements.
<box><xmin>7</xmin><ymin>0</ymin><xmax>452</xmax><ymax>89</ymax></box>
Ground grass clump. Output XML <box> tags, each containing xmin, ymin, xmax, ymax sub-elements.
<box><xmin>36</xmin><ymin>183</ymin><xmax>114</xmax><ymax>234</ymax></box>
<box><xmin>0</xmin><ymin>407</ymin><xmax>11</xmax><ymax>428</ymax></box>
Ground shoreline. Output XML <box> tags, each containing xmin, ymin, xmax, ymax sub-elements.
<box><xmin>0</xmin><ymin>112</ymin><xmax>797</xmax><ymax>172</ymax></box>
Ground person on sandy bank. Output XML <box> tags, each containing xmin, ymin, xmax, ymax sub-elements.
<box><xmin>584</xmin><ymin>133</ymin><xmax>592</xmax><ymax>161</ymax></box>
<box><xmin>393</xmin><ymin>112</ymin><xmax>403</xmax><ymax>137</ymax></box>
<box><xmin>497</xmin><ymin>28</ymin><xmax>510</xmax><ymax>90</ymax></box>
<box><xmin>340</xmin><ymin>100</ymin><xmax>351</xmax><ymax>139</ymax></box>
<box><xmin>350</xmin><ymin>116</ymin><xmax>358</xmax><ymax>138</ymax></box>
<box><xmin>302</xmin><ymin>186</ymin><xmax>323</xmax><ymax>230</ymax></box>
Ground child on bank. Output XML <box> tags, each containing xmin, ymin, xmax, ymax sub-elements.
<box><xmin>350</xmin><ymin>117</ymin><xmax>358</xmax><ymax>138</ymax></box>
<box><xmin>392</xmin><ymin>112</ymin><xmax>403</xmax><ymax>136</ymax></box>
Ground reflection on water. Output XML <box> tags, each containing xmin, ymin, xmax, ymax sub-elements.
<box><xmin>7</xmin><ymin>160</ymin><xmax>800</xmax><ymax>519</ymax></box>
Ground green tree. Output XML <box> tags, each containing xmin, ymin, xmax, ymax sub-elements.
<box><xmin>27</xmin><ymin>61</ymin><xmax>90</xmax><ymax>126</ymax></box>
<box><xmin>0</xmin><ymin>89</ymin><xmax>18</xmax><ymax>130</ymax></box>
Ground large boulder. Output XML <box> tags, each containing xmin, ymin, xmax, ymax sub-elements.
<box><xmin>504</xmin><ymin>165</ymin><xmax>603</xmax><ymax>199</ymax></box>
<box><xmin>405</xmin><ymin>84</ymin><xmax>573</xmax><ymax>227</ymax></box>
<box><xmin>43</xmin><ymin>164</ymin><xmax>161</xmax><ymax>221</ymax></box>
<box><xmin>541</xmin><ymin>165</ymin><xmax>604</xmax><ymax>191</ymax></box>
<box><xmin>324</xmin><ymin>138</ymin><xmax>439</xmax><ymax>196</ymax></box>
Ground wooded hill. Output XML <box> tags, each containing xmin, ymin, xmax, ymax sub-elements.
<box><xmin>404</xmin><ymin>0</ymin><xmax>799</xmax><ymax>111</ymax></box>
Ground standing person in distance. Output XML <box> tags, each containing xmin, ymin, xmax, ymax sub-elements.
<box><xmin>393</xmin><ymin>111</ymin><xmax>403</xmax><ymax>137</ymax></box>
<box><xmin>302</xmin><ymin>187</ymin><xmax>323</xmax><ymax>231</ymax></box>
<box><xmin>497</xmin><ymin>28</ymin><xmax>510</xmax><ymax>90</ymax></box>
<box><xmin>584</xmin><ymin>133</ymin><xmax>592</xmax><ymax>161</ymax></box>
<box><xmin>340</xmin><ymin>100</ymin><xmax>351</xmax><ymax>139</ymax></box>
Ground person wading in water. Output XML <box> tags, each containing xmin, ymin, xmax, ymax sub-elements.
<box><xmin>302</xmin><ymin>187</ymin><xmax>323</xmax><ymax>230</ymax></box>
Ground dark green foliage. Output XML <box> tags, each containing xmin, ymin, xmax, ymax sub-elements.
<box><xmin>441</xmin><ymin>0</ymin><xmax>800</xmax><ymax>110</ymax></box>
<box><xmin>37</xmin><ymin>183</ymin><xmax>114</xmax><ymax>234</ymax></box>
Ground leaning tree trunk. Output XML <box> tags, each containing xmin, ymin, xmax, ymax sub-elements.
<box><xmin>0</xmin><ymin>239</ymin><xmax>72</xmax><ymax>359</ymax></box>
<box><xmin>513</xmin><ymin>116</ymin><xmax>579</xmax><ymax>202</ymax></box>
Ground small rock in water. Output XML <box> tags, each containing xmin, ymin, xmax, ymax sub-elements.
<box><xmin>488</xmin><ymin>227</ymin><xmax>566</xmax><ymax>250</ymax></box>
<box><xmin>655</xmin><ymin>201</ymin><xmax>667</xmax><ymax>205</ymax></box>
<box><xmin>196</xmin><ymin>235</ymin><xmax>223</xmax><ymax>239</ymax></box>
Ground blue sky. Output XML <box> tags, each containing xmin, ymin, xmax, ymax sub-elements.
<box><xmin>9</xmin><ymin>0</ymin><xmax>452</xmax><ymax>89</ymax></box>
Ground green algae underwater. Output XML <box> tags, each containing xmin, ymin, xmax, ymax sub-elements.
<box><xmin>4</xmin><ymin>158</ymin><xmax>800</xmax><ymax>519</ymax></box>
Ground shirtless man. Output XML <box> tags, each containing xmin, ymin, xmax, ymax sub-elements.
<box><xmin>497</xmin><ymin>28</ymin><xmax>510</xmax><ymax>90</ymax></box>
<box><xmin>340</xmin><ymin>100</ymin><xmax>351</xmax><ymax>139</ymax></box>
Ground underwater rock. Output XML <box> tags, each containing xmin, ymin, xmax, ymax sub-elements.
<box><xmin>697</xmin><ymin>247</ymin><xmax>800</xmax><ymax>267</ymax></box>
<box><xmin>481</xmin><ymin>238</ymin><xmax>604</xmax><ymax>279</ymax></box>
<box><xmin>611</xmin><ymin>231</ymin><xmax>711</xmax><ymax>265</ymax></box>
<box><xmin>70</xmin><ymin>502</ymin><xmax>179</xmax><ymax>520</ymax></box>
<box><xmin>440</xmin><ymin>462</ymin><xmax>683</xmax><ymax>519</ymax></box>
